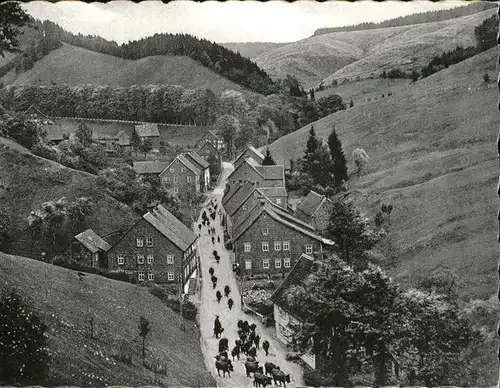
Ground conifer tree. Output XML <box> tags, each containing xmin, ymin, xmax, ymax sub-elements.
<box><xmin>327</xmin><ymin>126</ymin><xmax>348</xmax><ymax>187</ymax></box>
<box><xmin>262</xmin><ymin>148</ymin><xmax>276</xmax><ymax>165</ymax></box>
<box><xmin>130</xmin><ymin>129</ymin><xmax>141</xmax><ymax>153</ymax></box>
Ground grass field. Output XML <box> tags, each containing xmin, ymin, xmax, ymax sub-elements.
<box><xmin>5</xmin><ymin>43</ymin><xmax>255</xmax><ymax>96</ymax></box>
<box><xmin>0</xmin><ymin>136</ymin><xmax>139</xmax><ymax>259</ymax></box>
<box><xmin>254</xmin><ymin>9</ymin><xmax>495</xmax><ymax>89</ymax></box>
<box><xmin>268</xmin><ymin>47</ymin><xmax>498</xmax><ymax>300</ymax></box>
<box><xmin>0</xmin><ymin>252</ymin><xmax>215</xmax><ymax>387</ymax></box>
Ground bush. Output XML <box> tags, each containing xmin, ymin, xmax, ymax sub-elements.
<box><xmin>52</xmin><ymin>257</ymin><xmax>133</xmax><ymax>283</ymax></box>
<box><xmin>0</xmin><ymin>291</ymin><xmax>50</xmax><ymax>384</ymax></box>
<box><xmin>285</xmin><ymin>352</ymin><xmax>301</xmax><ymax>361</ymax></box>
<box><xmin>164</xmin><ymin>297</ymin><xmax>197</xmax><ymax>321</ymax></box>
<box><xmin>303</xmin><ymin>369</ymin><xmax>340</xmax><ymax>387</ymax></box>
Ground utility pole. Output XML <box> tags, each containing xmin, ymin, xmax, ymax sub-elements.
<box><xmin>178</xmin><ymin>273</ymin><xmax>185</xmax><ymax>331</ymax></box>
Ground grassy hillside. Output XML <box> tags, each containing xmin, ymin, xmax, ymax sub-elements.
<box><xmin>255</xmin><ymin>9</ymin><xmax>495</xmax><ymax>89</ymax></box>
<box><xmin>6</xmin><ymin>43</ymin><xmax>254</xmax><ymax>95</ymax></box>
<box><xmin>0</xmin><ymin>252</ymin><xmax>215</xmax><ymax>386</ymax></box>
<box><xmin>269</xmin><ymin>48</ymin><xmax>498</xmax><ymax>299</ymax></box>
<box><xmin>221</xmin><ymin>41</ymin><xmax>291</xmax><ymax>59</ymax></box>
<box><xmin>0</xmin><ymin>136</ymin><xmax>139</xmax><ymax>259</ymax></box>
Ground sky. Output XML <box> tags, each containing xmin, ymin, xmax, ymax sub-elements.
<box><xmin>23</xmin><ymin>1</ymin><xmax>467</xmax><ymax>44</ymax></box>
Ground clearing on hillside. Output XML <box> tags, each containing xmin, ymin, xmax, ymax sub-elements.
<box><xmin>269</xmin><ymin>47</ymin><xmax>498</xmax><ymax>299</ymax></box>
<box><xmin>4</xmin><ymin>43</ymin><xmax>257</xmax><ymax>96</ymax></box>
<box><xmin>0</xmin><ymin>252</ymin><xmax>215</xmax><ymax>387</ymax></box>
<box><xmin>254</xmin><ymin>8</ymin><xmax>495</xmax><ymax>89</ymax></box>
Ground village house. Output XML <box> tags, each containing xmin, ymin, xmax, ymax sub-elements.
<box><xmin>232</xmin><ymin>199</ymin><xmax>333</xmax><ymax>278</ymax></box>
<box><xmin>25</xmin><ymin>104</ymin><xmax>54</xmax><ymax>125</ymax></box>
<box><xmin>270</xmin><ymin>253</ymin><xmax>318</xmax><ymax>369</ymax></box>
<box><xmin>115</xmin><ymin>130</ymin><xmax>131</xmax><ymax>151</ymax></box>
<box><xmin>227</xmin><ymin>158</ymin><xmax>285</xmax><ymax>187</ymax></box>
<box><xmin>135</xmin><ymin>123</ymin><xmax>161</xmax><ymax>150</ymax></box>
<box><xmin>198</xmin><ymin>139</ymin><xmax>221</xmax><ymax>161</ymax></box>
<box><xmin>42</xmin><ymin>124</ymin><xmax>67</xmax><ymax>145</ymax></box>
<box><xmin>133</xmin><ymin>161</ymin><xmax>170</xmax><ymax>180</ymax></box>
<box><xmin>183</xmin><ymin>151</ymin><xmax>210</xmax><ymax>191</ymax></box>
<box><xmin>222</xmin><ymin>181</ymin><xmax>288</xmax><ymax>239</ymax></box>
<box><xmin>158</xmin><ymin>154</ymin><xmax>201</xmax><ymax>195</ymax></box>
<box><xmin>196</xmin><ymin>130</ymin><xmax>224</xmax><ymax>151</ymax></box>
<box><xmin>64</xmin><ymin>228</ymin><xmax>112</xmax><ymax>269</ymax></box>
<box><xmin>233</xmin><ymin>145</ymin><xmax>264</xmax><ymax>170</ymax></box>
<box><xmin>294</xmin><ymin>190</ymin><xmax>335</xmax><ymax>233</ymax></box>
<box><xmin>107</xmin><ymin>205</ymin><xmax>198</xmax><ymax>285</ymax></box>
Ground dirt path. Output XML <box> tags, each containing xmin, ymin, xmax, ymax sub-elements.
<box><xmin>196</xmin><ymin>164</ymin><xmax>304</xmax><ymax>387</ymax></box>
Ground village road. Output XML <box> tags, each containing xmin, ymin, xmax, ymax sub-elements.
<box><xmin>196</xmin><ymin>163</ymin><xmax>304</xmax><ymax>387</ymax></box>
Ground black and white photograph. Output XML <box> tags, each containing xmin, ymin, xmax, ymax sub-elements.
<box><xmin>0</xmin><ymin>0</ymin><xmax>498</xmax><ymax>387</ymax></box>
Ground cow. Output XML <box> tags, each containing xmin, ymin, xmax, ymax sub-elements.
<box><xmin>272</xmin><ymin>368</ymin><xmax>291</xmax><ymax>388</ymax></box>
<box><xmin>264</xmin><ymin>362</ymin><xmax>278</xmax><ymax>376</ymax></box>
<box><xmin>218</xmin><ymin>338</ymin><xmax>229</xmax><ymax>353</ymax></box>
<box><xmin>215</xmin><ymin>359</ymin><xmax>234</xmax><ymax>377</ymax></box>
<box><xmin>231</xmin><ymin>345</ymin><xmax>240</xmax><ymax>360</ymax></box>
<box><xmin>244</xmin><ymin>360</ymin><xmax>262</xmax><ymax>377</ymax></box>
<box><xmin>262</xmin><ymin>340</ymin><xmax>270</xmax><ymax>356</ymax></box>
<box><xmin>254</xmin><ymin>372</ymin><xmax>273</xmax><ymax>387</ymax></box>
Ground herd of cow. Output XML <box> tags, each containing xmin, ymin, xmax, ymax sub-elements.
<box><xmin>214</xmin><ymin>319</ymin><xmax>291</xmax><ymax>387</ymax></box>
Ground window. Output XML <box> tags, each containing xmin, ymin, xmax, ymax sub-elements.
<box><xmin>181</xmin><ymin>167</ymin><xmax>186</xmax><ymax>172</ymax></box>
<box><xmin>274</xmin><ymin>241</ymin><xmax>281</xmax><ymax>251</ymax></box>
<box><xmin>276</xmin><ymin>198</ymin><xmax>281</xmax><ymax>205</ymax></box>
<box><xmin>147</xmin><ymin>255</ymin><xmax>154</xmax><ymax>264</ymax></box>
<box><xmin>262</xmin><ymin>242</ymin><xmax>269</xmax><ymax>252</ymax></box>
<box><xmin>148</xmin><ymin>272</ymin><xmax>154</xmax><ymax>281</ymax></box>
<box><xmin>168</xmin><ymin>272</ymin><xmax>175</xmax><ymax>281</ymax></box>
<box><xmin>137</xmin><ymin>254</ymin><xmax>145</xmax><ymax>264</ymax></box>
<box><xmin>170</xmin><ymin>168</ymin><xmax>174</xmax><ymax>173</ymax></box>
<box><xmin>138</xmin><ymin>271</ymin><xmax>145</xmax><ymax>281</ymax></box>
<box><xmin>173</xmin><ymin>187</ymin><xmax>179</xmax><ymax>193</ymax></box>
<box><xmin>262</xmin><ymin>259</ymin><xmax>270</xmax><ymax>269</ymax></box>
<box><xmin>245</xmin><ymin>260</ymin><xmax>252</xmax><ymax>270</ymax></box>
<box><xmin>165</xmin><ymin>177</ymin><xmax>171</xmax><ymax>182</ymax></box>
<box><xmin>136</xmin><ymin>238</ymin><xmax>143</xmax><ymax>247</ymax></box>
<box><xmin>146</xmin><ymin>237</ymin><xmax>153</xmax><ymax>247</ymax></box>
<box><xmin>305</xmin><ymin>244</ymin><xmax>313</xmax><ymax>254</ymax></box>
<box><xmin>244</xmin><ymin>242</ymin><xmax>251</xmax><ymax>252</ymax></box>
<box><xmin>283</xmin><ymin>241</ymin><xmax>290</xmax><ymax>251</ymax></box>
<box><xmin>275</xmin><ymin>258</ymin><xmax>282</xmax><ymax>268</ymax></box>
<box><xmin>279</xmin><ymin>307</ymin><xmax>287</xmax><ymax>319</ymax></box>
<box><xmin>117</xmin><ymin>255</ymin><xmax>124</xmax><ymax>265</ymax></box>
<box><xmin>284</xmin><ymin>258</ymin><xmax>291</xmax><ymax>268</ymax></box>
<box><xmin>262</xmin><ymin>228</ymin><xmax>269</xmax><ymax>236</ymax></box>
<box><xmin>187</xmin><ymin>176</ymin><xmax>192</xmax><ymax>182</ymax></box>
<box><xmin>167</xmin><ymin>254</ymin><xmax>174</xmax><ymax>264</ymax></box>
<box><xmin>242</xmin><ymin>205</ymin><xmax>247</xmax><ymax>211</ymax></box>
<box><xmin>173</xmin><ymin>177</ymin><xmax>178</xmax><ymax>183</ymax></box>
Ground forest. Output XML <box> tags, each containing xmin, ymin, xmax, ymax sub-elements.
<box><xmin>313</xmin><ymin>2</ymin><xmax>496</xmax><ymax>36</ymax></box>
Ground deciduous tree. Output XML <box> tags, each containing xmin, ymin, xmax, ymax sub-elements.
<box><xmin>352</xmin><ymin>148</ymin><xmax>369</xmax><ymax>177</ymax></box>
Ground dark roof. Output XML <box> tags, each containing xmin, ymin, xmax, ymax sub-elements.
<box><xmin>254</xmin><ymin>165</ymin><xmax>285</xmax><ymax>181</ymax></box>
<box><xmin>143</xmin><ymin>205</ymin><xmax>197</xmax><ymax>251</ymax></box>
<box><xmin>198</xmin><ymin>140</ymin><xmax>218</xmax><ymax>153</ymax></box>
<box><xmin>270</xmin><ymin>254</ymin><xmax>318</xmax><ymax>321</ymax></box>
<box><xmin>74</xmin><ymin>229</ymin><xmax>111</xmax><ymax>253</ymax></box>
<box><xmin>184</xmin><ymin>152</ymin><xmax>209</xmax><ymax>170</ymax></box>
<box><xmin>295</xmin><ymin>190</ymin><xmax>330</xmax><ymax>218</ymax></box>
<box><xmin>234</xmin><ymin>146</ymin><xmax>264</xmax><ymax>166</ymax></box>
<box><xmin>222</xmin><ymin>182</ymin><xmax>243</xmax><ymax>206</ymax></box>
<box><xmin>257</xmin><ymin>187</ymin><xmax>287</xmax><ymax>198</ymax></box>
<box><xmin>25</xmin><ymin>104</ymin><xmax>50</xmax><ymax>119</ymax></box>
<box><xmin>135</xmin><ymin>124</ymin><xmax>160</xmax><ymax>137</ymax></box>
<box><xmin>133</xmin><ymin>161</ymin><xmax>170</xmax><ymax>175</ymax></box>
<box><xmin>42</xmin><ymin>124</ymin><xmax>65</xmax><ymax>141</ymax></box>
<box><xmin>225</xmin><ymin>181</ymin><xmax>256</xmax><ymax>216</ymax></box>
<box><xmin>233</xmin><ymin>200</ymin><xmax>333</xmax><ymax>245</ymax></box>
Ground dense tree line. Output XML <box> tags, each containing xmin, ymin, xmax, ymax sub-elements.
<box><xmin>35</xmin><ymin>20</ymin><xmax>279</xmax><ymax>95</ymax></box>
<box><xmin>0</xmin><ymin>84</ymin><xmax>219</xmax><ymax>125</ymax></box>
<box><xmin>313</xmin><ymin>2</ymin><xmax>496</xmax><ymax>36</ymax></box>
